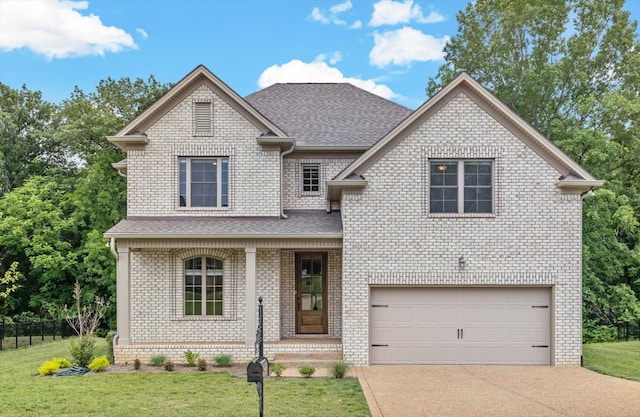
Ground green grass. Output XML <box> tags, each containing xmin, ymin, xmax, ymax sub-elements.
<box><xmin>583</xmin><ymin>341</ymin><xmax>640</xmax><ymax>382</ymax></box>
<box><xmin>0</xmin><ymin>338</ymin><xmax>370</xmax><ymax>417</ymax></box>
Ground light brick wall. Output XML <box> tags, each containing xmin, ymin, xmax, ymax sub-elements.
<box><xmin>127</xmin><ymin>84</ymin><xmax>281</xmax><ymax>217</ymax></box>
<box><xmin>341</xmin><ymin>92</ymin><xmax>583</xmax><ymax>366</ymax></box>
<box><xmin>283</xmin><ymin>157</ymin><xmax>355</xmax><ymax>210</ymax></box>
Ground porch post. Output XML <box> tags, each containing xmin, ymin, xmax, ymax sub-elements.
<box><xmin>116</xmin><ymin>246</ymin><xmax>130</xmax><ymax>345</ymax></box>
<box><xmin>245</xmin><ymin>247</ymin><xmax>257</xmax><ymax>346</ymax></box>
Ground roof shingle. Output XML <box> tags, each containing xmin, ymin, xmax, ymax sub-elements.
<box><xmin>245</xmin><ymin>83</ymin><xmax>411</xmax><ymax>148</ymax></box>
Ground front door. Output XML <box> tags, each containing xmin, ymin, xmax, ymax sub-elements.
<box><xmin>295</xmin><ymin>252</ymin><xmax>328</xmax><ymax>334</ymax></box>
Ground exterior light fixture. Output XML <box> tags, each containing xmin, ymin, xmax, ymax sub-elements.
<box><xmin>438</xmin><ymin>164</ymin><xmax>447</xmax><ymax>171</ymax></box>
<box><xmin>458</xmin><ymin>256</ymin><xmax>466</xmax><ymax>271</ymax></box>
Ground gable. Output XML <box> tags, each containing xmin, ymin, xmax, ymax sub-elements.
<box><xmin>109</xmin><ymin>65</ymin><xmax>287</xmax><ymax>148</ymax></box>
<box><xmin>333</xmin><ymin>73</ymin><xmax>602</xmax><ymax>194</ymax></box>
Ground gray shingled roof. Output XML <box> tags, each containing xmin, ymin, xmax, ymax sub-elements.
<box><xmin>104</xmin><ymin>210</ymin><xmax>342</xmax><ymax>238</ymax></box>
<box><xmin>245</xmin><ymin>83</ymin><xmax>412</xmax><ymax>148</ymax></box>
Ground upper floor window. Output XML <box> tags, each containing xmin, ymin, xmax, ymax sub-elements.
<box><xmin>179</xmin><ymin>157</ymin><xmax>229</xmax><ymax>207</ymax></box>
<box><xmin>184</xmin><ymin>256</ymin><xmax>223</xmax><ymax>316</ymax></box>
<box><xmin>429</xmin><ymin>160</ymin><xmax>493</xmax><ymax>214</ymax></box>
<box><xmin>302</xmin><ymin>164</ymin><xmax>320</xmax><ymax>193</ymax></box>
<box><xmin>194</xmin><ymin>101</ymin><xmax>212</xmax><ymax>136</ymax></box>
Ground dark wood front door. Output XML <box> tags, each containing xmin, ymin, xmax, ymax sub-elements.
<box><xmin>295</xmin><ymin>252</ymin><xmax>328</xmax><ymax>334</ymax></box>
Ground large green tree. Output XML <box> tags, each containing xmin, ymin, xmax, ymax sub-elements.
<box><xmin>0</xmin><ymin>84</ymin><xmax>71</xmax><ymax>194</ymax></box>
<box><xmin>0</xmin><ymin>76</ymin><xmax>170</xmax><ymax>327</ymax></box>
<box><xmin>428</xmin><ymin>0</ymin><xmax>640</xmax><ymax>341</ymax></box>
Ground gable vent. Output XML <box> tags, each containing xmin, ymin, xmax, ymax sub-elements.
<box><xmin>194</xmin><ymin>101</ymin><xmax>212</xmax><ymax>136</ymax></box>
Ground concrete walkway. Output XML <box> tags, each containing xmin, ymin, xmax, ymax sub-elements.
<box><xmin>357</xmin><ymin>366</ymin><xmax>640</xmax><ymax>417</ymax></box>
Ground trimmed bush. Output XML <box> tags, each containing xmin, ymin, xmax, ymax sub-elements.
<box><xmin>133</xmin><ymin>359</ymin><xmax>141</xmax><ymax>370</ymax></box>
<box><xmin>271</xmin><ymin>362</ymin><xmax>285</xmax><ymax>377</ymax></box>
<box><xmin>328</xmin><ymin>361</ymin><xmax>350</xmax><ymax>379</ymax></box>
<box><xmin>88</xmin><ymin>356</ymin><xmax>110</xmax><ymax>372</ymax></box>
<box><xmin>298</xmin><ymin>365</ymin><xmax>316</xmax><ymax>378</ymax></box>
<box><xmin>69</xmin><ymin>336</ymin><xmax>96</xmax><ymax>368</ymax></box>
<box><xmin>214</xmin><ymin>354</ymin><xmax>232</xmax><ymax>367</ymax></box>
<box><xmin>164</xmin><ymin>360</ymin><xmax>175</xmax><ymax>371</ymax></box>
<box><xmin>150</xmin><ymin>354</ymin><xmax>167</xmax><ymax>366</ymax></box>
<box><xmin>197</xmin><ymin>358</ymin><xmax>208</xmax><ymax>371</ymax></box>
<box><xmin>38</xmin><ymin>360</ymin><xmax>61</xmax><ymax>376</ymax></box>
<box><xmin>53</xmin><ymin>357</ymin><xmax>71</xmax><ymax>369</ymax></box>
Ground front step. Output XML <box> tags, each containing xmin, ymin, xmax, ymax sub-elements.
<box><xmin>273</xmin><ymin>351</ymin><xmax>343</xmax><ymax>368</ymax></box>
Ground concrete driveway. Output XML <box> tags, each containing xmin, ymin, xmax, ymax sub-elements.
<box><xmin>357</xmin><ymin>366</ymin><xmax>640</xmax><ymax>417</ymax></box>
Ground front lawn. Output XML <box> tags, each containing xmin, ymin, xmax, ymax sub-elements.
<box><xmin>583</xmin><ymin>341</ymin><xmax>640</xmax><ymax>382</ymax></box>
<box><xmin>0</xmin><ymin>338</ymin><xmax>370</xmax><ymax>417</ymax></box>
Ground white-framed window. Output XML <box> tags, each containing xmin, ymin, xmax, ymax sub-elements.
<box><xmin>194</xmin><ymin>101</ymin><xmax>212</xmax><ymax>136</ymax></box>
<box><xmin>184</xmin><ymin>256</ymin><xmax>223</xmax><ymax>316</ymax></box>
<box><xmin>179</xmin><ymin>157</ymin><xmax>229</xmax><ymax>207</ymax></box>
<box><xmin>429</xmin><ymin>160</ymin><xmax>493</xmax><ymax>214</ymax></box>
<box><xmin>302</xmin><ymin>164</ymin><xmax>320</xmax><ymax>193</ymax></box>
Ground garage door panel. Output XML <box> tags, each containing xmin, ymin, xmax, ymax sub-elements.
<box><xmin>371</xmin><ymin>287</ymin><xmax>551</xmax><ymax>365</ymax></box>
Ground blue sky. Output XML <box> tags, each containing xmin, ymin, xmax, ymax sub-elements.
<box><xmin>0</xmin><ymin>0</ymin><xmax>638</xmax><ymax>110</ymax></box>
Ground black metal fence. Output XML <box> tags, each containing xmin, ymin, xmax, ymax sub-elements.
<box><xmin>618</xmin><ymin>322</ymin><xmax>640</xmax><ymax>341</ymax></box>
<box><xmin>0</xmin><ymin>318</ymin><xmax>73</xmax><ymax>350</ymax></box>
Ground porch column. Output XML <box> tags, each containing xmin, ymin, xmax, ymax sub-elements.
<box><xmin>116</xmin><ymin>246</ymin><xmax>130</xmax><ymax>345</ymax></box>
<box><xmin>245</xmin><ymin>247</ymin><xmax>257</xmax><ymax>345</ymax></box>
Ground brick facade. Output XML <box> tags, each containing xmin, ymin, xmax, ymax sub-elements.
<box><xmin>340</xmin><ymin>92</ymin><xmax>583</xmax><ymax>365</ymax></box>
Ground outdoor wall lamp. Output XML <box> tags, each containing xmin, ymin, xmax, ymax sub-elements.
<box><xmin>458</xmin><ymin>256</ymin><xmax>466</xmax><ymax>271</ymax></box>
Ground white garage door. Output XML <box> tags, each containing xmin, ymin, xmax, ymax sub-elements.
<box><xmin>370</xmin><ymin>287</ymin><xmax>551</xmax><ymax>365</ymax></box>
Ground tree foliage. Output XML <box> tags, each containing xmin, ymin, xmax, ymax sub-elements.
<box><xmin>0</xmin><ymin>76</ymin><xmax>170</xmax><ymax>327</ymax></box>
<box><xmin>428</xmin><ymin>0</ymin><xmax>640</xmax><ymax>339</ymax></box>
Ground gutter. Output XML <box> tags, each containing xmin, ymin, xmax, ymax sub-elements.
<box><xmin>103</xmin><ymin>232</ymin><xmax>343</xmax><ymax>240</ymax></box>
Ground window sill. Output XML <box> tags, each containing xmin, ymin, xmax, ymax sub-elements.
<box><xmin>175</xmin><ymin>315</ymin><xmax>234</xmax><ymax>322</ymax></box>
<box><xmin>301</xmin><ymin>192</ymin><xmax>321</xmax><ymax>197</ymax></box>
<box><xmin>427</xmin><ymin>212</ymin><xmax>496</xmax><ymax>219</ymax></box>
<box><xmin>177</xmin><ymin>206</ymin><xmax>231</xmax><ymax>212</ymax></box>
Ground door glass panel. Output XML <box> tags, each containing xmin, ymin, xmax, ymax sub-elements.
<box><xmin>300</xmin><ymin>255</ymin><xmax>323</xmax><ymax>311</ymax></box>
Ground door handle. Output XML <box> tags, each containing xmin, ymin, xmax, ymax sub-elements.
<box><xmin>461</xmin><ymin>329</ymin><xmax>463</xmax><ymax>339</ymax></box>
<box><xmin>457</xmin><ymin>329</ymin><xmax>460</xmax><ymax>339</ymax></box>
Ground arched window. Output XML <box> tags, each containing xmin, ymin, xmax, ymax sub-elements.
<box><xmin>184</xmin><ymin>257</ymin><xmax>223</xmax><ymax>316</ymax></box>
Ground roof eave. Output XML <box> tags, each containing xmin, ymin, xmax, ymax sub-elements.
<box><xmin>256</xmin><ymin>137</ymin><xmax>295</xmax><ymax>150</ymax></box>
<box><xmin>326</xmin><ymin>179</ymin><xmax>368</xmax><ymax>201</ymax></box>
<box><xmin>104</xmin><ymin>232</ymin><xmax>343</xmax><ymax>239</ymax></box>
<box><xmin>107</xmin><ymin>135</ymin><xmax>149</xmax><ymax>151</ymax></box>
<box><xmin>556</xmin><ymin>179</ymin><xmax>604</xmax><ymax>193</ymax></box>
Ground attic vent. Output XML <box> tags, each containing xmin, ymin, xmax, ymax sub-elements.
<box><xmin>194</xmin><ymin>101</ymin><xmax>212</xmax><ymax>136</ymax></box>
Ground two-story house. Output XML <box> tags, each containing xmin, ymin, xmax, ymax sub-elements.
<box><xmin>105</xmin><ymin>65</ymin><xmax>601</xmax><ymax>366</ymax></box>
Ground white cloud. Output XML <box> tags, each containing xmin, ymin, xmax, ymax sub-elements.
<box><xmin>258</xmin><ymin>57</ymin><xmax>398</xmax><ymax>100</ymax></box>
<box><xmin>0</xmin><ymin>0</ymin><xmax>136</xmax><ymax>59</ymax></box>
<box><xmin>369</xmin><ymin>0</ymin><xmax>445</xmax><ymax>27</ymax></box>
<box><xmin>135</xmin><ymin>28</ymin><xmax>149</xmax><ymax>39</ymax></box>
<box><xmin>330</xmin><ymin>0</ymin><xmax>352</xmax><ymax>14</ymax></box>
<box><xmin>310</xmin><ymin>7</ymin><xmax>330</xmax><ymax>24</ymax></box>
<box><xmin>310</xmin><ymin>0</ymin><xmax>359</xmax><ymax>28</ymax></box>
<box><xmin>350</xmin><ymin>20</ymin><xmax>363</xmax><ymax>29</ymax></box>
<box><xmin>370</xmin><ymin>27</ymin><xmax>449</xmax><ymax>67</ymax></box>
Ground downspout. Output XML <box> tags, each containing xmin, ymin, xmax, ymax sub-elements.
<box><xmin>109</xmin><ymin>237</ymin><xmax>119</xmax><ymax>261</ymax></box>
<box><xmin>280</xmin><ymin>143</ymin><xmax>295</xmax><ymax>219</ymax></box>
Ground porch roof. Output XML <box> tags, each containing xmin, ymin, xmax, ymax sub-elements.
<box><xmin>104</xmin><ymin>210</ymin><xmax>342</xmax><ymax>239</ymax></box>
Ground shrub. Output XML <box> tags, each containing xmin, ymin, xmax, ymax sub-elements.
<box><xmin>38</xmin><ymin>360</ymin><xmax>61</xmax><ymax>376</ymax></box>
<box><xmin>105</xmin><ymin>332</ymin><xmax>114</xmax><ymax>363</ymax></box>
<box><xmin>583</xmin><ymin>323</ymin><xmax>618</xmax><ymax>343</ymax></box>
<box><xmin>53</xmin><ymin>357</ymin><xmax>71</xmax><ymax>369</ymax></box>
<box><xmin>183</xmin><ymin>349</ymin><xmax>200</xmax><ymax>366</ymax></box>
<box><xmin>298</xmin><ymin>365</ymin><xmax>316</xmax><ymax>378</ymax></box>
<box><xmin>150</xmin><ymin>354</ymin><xmax>167</xmax><ymax>366</ymax></box>
<box><xmin>133</xmin><ymin>359</ymin><xmax>141</xmax><ymax>370</ymax></box>
<box><xmin>164</xmin><ymin>360</ymin><xmax>175</xmax><ymax>371</ymax></box>
<box><xmin>197</xmin><ymin>358</ymin><xmax>208</xmax><ymax>371</ymax></box>
<box><xmin>271</xmin><ymin>362</ymin><xmax>285</xmax><ymax>377</ymax></box>
<box><xmin>328</xmin><ymin>361</ymin><xmax>350</xmax><ymax>379</ymax></box>
<box><xmin>214</xmin><ymin>354</ymin><xmax>232</xmax><ymax>367</ymax></box>
<box><xmin>69</xmin><ymin>336</ymin><xmax>96</xmax><ymax>368</ymax></box>
<box><xmin>88</xmin><ymin>356</ymin><xmax>110</xmax><ymax>372</ymax></box>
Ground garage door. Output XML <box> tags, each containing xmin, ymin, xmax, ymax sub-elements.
<box><xmin>370</xmin><ymin>287</ymin><xmax>551</xmax><ymax>365</ymax></box>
